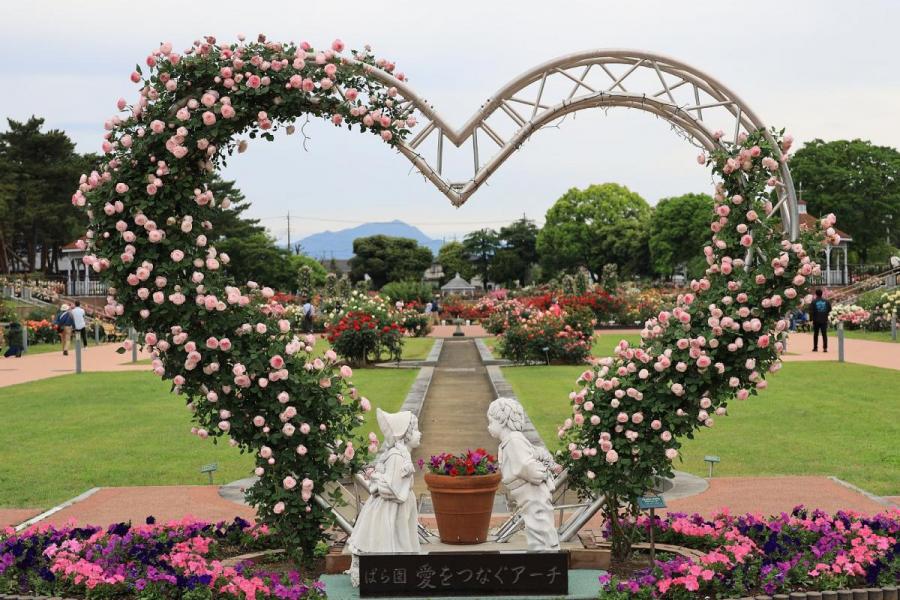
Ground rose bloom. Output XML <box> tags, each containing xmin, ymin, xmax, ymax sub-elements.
<box><xmin>283</xmin><ymin>476</ymin><xmax>297</xmax><ymax>490</ymax></box>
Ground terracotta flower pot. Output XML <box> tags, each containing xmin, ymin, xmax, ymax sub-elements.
<box><xmin>424</xmin><ymin>472</ymin><xmax>501</xmax><ymax>544</ymax></box>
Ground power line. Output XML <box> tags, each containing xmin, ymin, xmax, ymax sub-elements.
<box><xmin>253</xmin><ymin>214</ymin><xmax>540</xmax><ymax>226</ymax></box>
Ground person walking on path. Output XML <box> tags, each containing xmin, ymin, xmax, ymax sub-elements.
<box><xmin>71</xmin><ymin>301</ymin><xmax>88</xmax><ymax>348</ymax></box>
<box><xmin>809</xmin><ymin>289</ymin><xmax>832</xmax><ymax>353</ymax></box>
<box><xmin>54</xmin><ymin>303</ymin><xmax>74</xmax><ymax>356</ymax></box>
<box><xmin>431</xmin><ymin>296</ymin><xmax>441</xmax><ymax>326</ymax></box>
<box><xmin>301</xmin><ymin>296</ymin><xmax>316</xmax><ymax>333</ymax></box>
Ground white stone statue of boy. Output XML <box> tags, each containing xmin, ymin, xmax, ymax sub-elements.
<box><xmin>487</xmin><ymin>397</ymin><xmax>560</xmax><ymax>551</ymax></box>
<box><xmin>347</xmin><ymin>408</ymin><xmax>422</xmax><ymax>587</ymax></box>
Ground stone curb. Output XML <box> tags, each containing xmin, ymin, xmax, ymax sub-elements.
<box><xmin>829</xmin><ymin>476</ymin><xmax>897</xmax><ymax>508</ymax></box>
<box><xmin>474</xmin><ymin>337</ymin><xmax>513</xmax><ymax>366</ymax></box>
<box><xmin>13</xmin><ymin>488</ymin><xmax>101</xmax><ymax>531</ymax></box>
<box><xmin>2</xmin><ymin>585</ymin><xmax>897</xmax><ymax>600</ymax></box>
<box><xmin>398</xmin><ymin>366</ymin><xmax>435</xmax><ymax>420</ymax></box>
<box><xmin>425</xmin><ymin>338</ymin><xmax>444</xmax><ymax>363</ymax></box>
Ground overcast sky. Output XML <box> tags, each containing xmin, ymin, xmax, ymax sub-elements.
<box><xmin>2</xmin><ymin>0</ymin><xmax>898</xmax><ymax>246</ymax></box>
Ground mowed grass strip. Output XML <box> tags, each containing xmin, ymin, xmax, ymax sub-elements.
<box><xmin>839</xmin><ymin>329</ymin><xmax>899</xmax><ymax>344</ymax></box>
<box><xmin>501</xmin><ymin>361</ymin><xmax>900</xmax><ymax>496</ymax></box>
<box><xmin>0</xmin><ymin>369</ymin><xmax>417</xmax><ymax>509</ymax></box>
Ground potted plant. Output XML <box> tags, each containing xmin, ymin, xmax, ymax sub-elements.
<box><xmin>420</xmin><ymin>449</ymin><xmax>500</xmax><ymax>544</ymax></box>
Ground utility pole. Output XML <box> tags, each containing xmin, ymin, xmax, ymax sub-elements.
<box><xmin>286</xmin><ymin>212</ymin><xmax>292</xmax><ymax>254</ymax></box>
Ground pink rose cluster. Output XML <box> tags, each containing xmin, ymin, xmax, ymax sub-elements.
<box><xmin>558</xmin><ymin>130</ymin><xmax>832</xmax><ymax>508</ymax></box>
<box><xmin>71</xmin><ymin>34</ymin><xmax>413</xmax><ymax>559</ymax></box>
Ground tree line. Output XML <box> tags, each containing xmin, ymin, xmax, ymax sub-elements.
<box><xmin>2</xmin><ymin>116</ymin><xmax>897</xmax><ymax>287</ymax></box>
<box><xmin>351</xmin><ymin>139</ymin><xmax>900</xmax><ymax>288</ymax></box>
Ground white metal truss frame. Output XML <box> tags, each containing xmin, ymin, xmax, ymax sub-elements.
<box><xmin>347</xmin><ymin>49</ymin><xmax>799</xmax><ymax>238</ymax></box>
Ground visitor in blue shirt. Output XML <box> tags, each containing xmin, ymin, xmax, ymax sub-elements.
<box><xmin>808</xmin><ymin>289</ymin><xmax>832</xmax><ymax>352</ymax></box>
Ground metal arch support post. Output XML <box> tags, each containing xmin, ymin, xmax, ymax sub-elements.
<box><xmin>558</xmin><ymin>494</ymin><xmax>607</xmax><ymax>542</ymax></box>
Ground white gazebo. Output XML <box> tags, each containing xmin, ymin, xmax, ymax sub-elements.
<box><xmin>61</xmin><ymin>238</ymin><xmax>107</xmax><ymax>296</ymax></box>
<box><xmin>440</xmin><ymin>273</ymin><xmax>476</xmax><ymax>297</ymax></box>
<box><xmin>798</xmin><ymin>200</ymin><xmax>853</xmax><ymax>286</ymax></box>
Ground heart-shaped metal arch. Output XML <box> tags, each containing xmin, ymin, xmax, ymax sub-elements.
<box><xmin>342</xmin><ymin>49</ymin><xmax>799</xmax><ymax>239</ymax></box>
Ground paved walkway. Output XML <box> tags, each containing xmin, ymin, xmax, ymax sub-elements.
<box><xmin>411</xmin><ymin>339</ymin><xmax>498</xmax><ymax>494</ymax></box>
<box><xmin>428</xmin><ymin>324</ymin><xmax>489</xmax><ymax>338</ymax></box>
<box><xmin>0</xmin><ymin>342</ymin><xmax>152</xmax><ymax>387</ymax></box>
<box><xmin>0</xmin><ymin>508</ymin><xmax>41</xmax><ymax>528</ymax></box>
<box><xmin>781</xmin><ymin>332</ymin><xmax>900</xmax><ymax>370</ymax></box>
<box><xmin>6</xmin><ymin>475</ymin><xmax>894</xmax><ymax>531</ymax></box>
<box><xmin>34</xmin><ymin>486</ymin><xmax>256</xmax><ymax>528</ymax></box>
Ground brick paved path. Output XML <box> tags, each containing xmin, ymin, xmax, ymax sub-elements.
<box><xmin>0</xmin><ymin>342</ymin><xmax>152</xmax><ymax>388</ymax></box>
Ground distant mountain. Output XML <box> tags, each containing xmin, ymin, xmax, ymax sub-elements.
<box><xmin>298</xmin><ymin>220</ymin><xmax>443</xmax><ymax>260</ymax></box>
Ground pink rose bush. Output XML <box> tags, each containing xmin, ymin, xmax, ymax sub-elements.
<box><xmin>72</xmin><ymin>36</ymin><xmax>412</xmax><ymax>562</ymax></box>
<box><xmin>599</xmin><ymin>507</ymin><xmax>900</xmax><ymax>598</ymax></box>
<box><xmin>496</xmin><ymin>307</ymin><xmax>593</xmax><ymax>364</ymax></box>
<box><xmin>0</xmin><ymin>517</ymin><xmax>327</xmax><ymax>598</ymax></box>
<box><xmin>558</xmin><ymin>129</ymin><xmax>838</xmax><ymax>560</ymax></box>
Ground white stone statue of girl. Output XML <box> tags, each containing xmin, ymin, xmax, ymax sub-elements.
<box><xmin>487</xmin><ymin>397</ymin><xmax>560</xmax><ymax>551</ymax></box>
<box><xmin>347</xmin><ymin>408</ymin><xmax>422</xmax><ymax>587</ymax></box>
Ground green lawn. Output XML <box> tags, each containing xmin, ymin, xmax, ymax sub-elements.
<box><xmin>592</xmin><ymin>331</ymin><xmax>642</xmax><ymax>357</ymax></box>
<box><xmin>502</xmin><ymin>361</ymin><xmax>900</xmax><ymax>495</ymax></box>
<box><xmin>399</xmin><ymin>337</ymin><xmax>436</xmax><ymax>360</ymax></box>
<box><xmin>839</xmin><ymin>329</ymin><xmax>898</xmax><ymax>343</ymax></box>
<box><xmin>0</xmin><ymin>368</ymin><xmax>417</xmax><ymax>509</ymax></box>
<box><xmin>21</xmin><ymin>342</ymin><xmax>65</xmax><ymax>355</ymax></box>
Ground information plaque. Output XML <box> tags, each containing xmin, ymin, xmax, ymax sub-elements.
<box><xmin>359</xmin><ymin>551</ymin><xmax>568</xmax><ymax>597</ymax></box>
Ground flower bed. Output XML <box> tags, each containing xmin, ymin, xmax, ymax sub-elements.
<box><xmin>599</xmin><ymin>507</ymin><xmax>900</xmax><ymax>599</ymax></box>
<box><xmin>858</xmin><ymin>289</ymin><xmax>900</xmax><ymax>331</ymax></box>
<box><xmin>829</xmin><ymin>304</ymin><xmax>872</xmax><ymax>329</ymax></box>
<box><xmin>25</xmin><ymin>319</ymin><xmax>58</xmax><ymax>344</ymax></box>
<box><xmin>323</xmin><ymin>292</ymin><xmax>406</xmax><ymax>365</ymax></box>
<box><xmin>0</xmin><ymin>517</ymin><xmax>326</xmax><ymax>599</ymax></box>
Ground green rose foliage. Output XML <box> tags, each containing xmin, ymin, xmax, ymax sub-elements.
<box><xmin>557</xmin><ymin>129</ymin><xmax>833</xmax><ymax>559</ymax></box>
<box><xmin>74</xmin><ymin>36</ymin><xmax>415</xmax><ymax>562</ymax></box>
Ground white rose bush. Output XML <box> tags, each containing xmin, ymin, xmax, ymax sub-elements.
<box><xmin>557</xmin><ymin>129</ymin><xmax>839</xmax><ymax>560</ymax></box>
<box><xmin>71</xmin><ymin>35</ymin><xmax>414</xmax><ymax>562</ymax></box>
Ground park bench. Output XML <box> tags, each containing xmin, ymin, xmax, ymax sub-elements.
<box><xmin>101</xmin><ymin>321</ymin><xmax>129</xmax><ymax>342</ymax></box>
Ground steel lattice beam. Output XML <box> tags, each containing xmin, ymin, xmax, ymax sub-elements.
<box><xmin>348</xmin><ymin>50</ymin><xmax>798</xmax><ymax>239</ymax></box>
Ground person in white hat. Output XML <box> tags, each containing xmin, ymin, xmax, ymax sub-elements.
<box><xmin>347</xmin><ymin>408</ymin><xmax>422</xmax><ymax>586</ymax></box>
<box><xmin>53</xmin><ymin>303</ymin><xmax>75</xmax><ymax>355</ymax></box>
